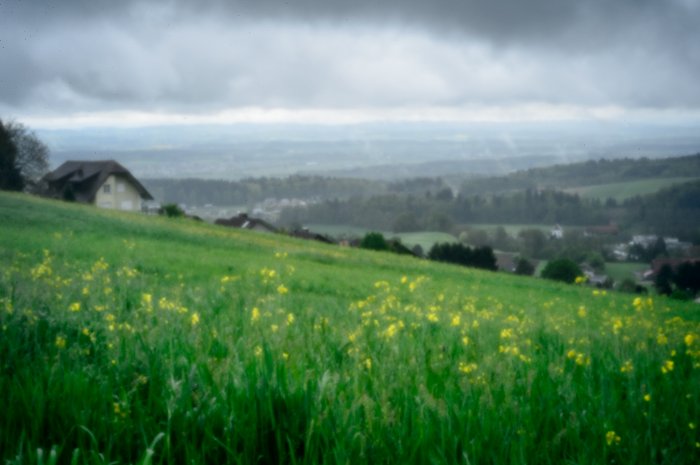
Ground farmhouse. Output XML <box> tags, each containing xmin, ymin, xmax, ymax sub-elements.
<box><xmin>215</xmin><ymin>213</ymin><xmax>278</xmax><ymax>234</ymax></box>
<box><xmin>44</xmin><ymin>160</ymin><xmax>153</xmax><ymax>212</ymax></box>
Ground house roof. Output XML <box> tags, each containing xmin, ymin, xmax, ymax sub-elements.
<box><xmin>215</xmin><ymin>214</ymin><xmax>278</xmax><ymax>233</ymax></box>
<box><xmin>44</xmin><ymin>160</ymin><xmax>153</xmax><ymax>202</ymax></box>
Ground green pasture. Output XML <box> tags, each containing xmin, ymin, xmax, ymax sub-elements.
<box><xmin>1</xmin><ymin>192</ymin><xmax>699</xmax><ymax>465</ymax></box>
<box><xmin>305</xmin><ymin>224</ymin><xmax>458</xmax><ymax>251</ymax></box>
<box><xmin>605</xmin><ymin>262</ymin><xmax>649</xmax><ymax>283</ymax></box>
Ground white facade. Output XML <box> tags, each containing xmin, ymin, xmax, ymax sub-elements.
<box><xmin>94</xmin><ymin>175</ymin><xmax>144</xmax><ymax>211</ymax></box>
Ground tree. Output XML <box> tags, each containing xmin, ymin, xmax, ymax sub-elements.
<box><xmin>0</xmin><ymin>120</ymin><xmax>24</xmax><ymax>191</ymax></box>
<box><xmin>654</xmin><ymin>264</ymin><xmax>674</xmax><ymax>296</ymax></box>
<box><xmin>541</xmin><ymin>258</ymin><xmax>582</xmax><ymax>284</ymax></box>
<box><xmin>428</xmin><ymin>242</ymin><xmax>497</xmax><ymax>271</ymax></box>
<box><xmin>514</xmin><ymin>257</ymin><xmax>536</xmax><ymax>276</ymax></box>
<box><xmin>518</xmin><ymin>229</ymin><xmax>547</xmax><ymax>258</ymax></box>
<box><xmin>672</xmin><ymin>261</ymin><xmax>700</xmax><ymax>297</ymax></box>
<box><xmin>5</xmin><ymin>121</ymin><xmax>50</xmax><ymax>189</ymax></box>
<box><xmin>360</xmin><ymin>232</ymin><xmax>389</xmax><ymax>251</ymax></box>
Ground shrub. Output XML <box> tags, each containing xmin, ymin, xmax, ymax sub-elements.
<box><xmin>360</xmin><ymin>232</ymin><xmax>389</xmax><ymax>251</ymax></box>
<box><xmin>161</xmin><ymin>203</ymin><xmax>185</xmax><ymax>218</ymax></box>
<box><xmin>515</xmin><ymin>257</ymin><xmax>536</xmax><ymax>276</ymax></box>
<box><xmin>541</xmin><ymin>258</ymin><xmax>582</xmax><ymax>284</ymax></box>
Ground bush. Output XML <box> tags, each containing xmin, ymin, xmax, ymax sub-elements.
<box><xmin>161</xmin><ymin>203</ymin><xmax>185</xmax><ymax>218</ymax></box>
<box><xmin>428</xmin><ymin>242</ymin><xmax>497</xmax><ymax>271</ymax></box>
<box><xmin>514</xmin><ymin>257</ymin><xmax>536</xmax><ymax>276</ymax></box>
<box><xmin>541</xmin><ymin>258</ymin><xmax>582</xmax><ymax>284</ymax></box>
<box><xmin>360</xmin><ymin>232</ymin><xmax>389</xmax><ymax>251</ymax></box>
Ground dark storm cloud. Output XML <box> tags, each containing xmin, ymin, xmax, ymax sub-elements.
<box><xmin>1</xmin><ymin>0</ymin><xmax>699</xmax><ymax>119</ymax></box>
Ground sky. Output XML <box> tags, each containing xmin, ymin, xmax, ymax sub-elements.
<box><xmin>2</xmin><ymin>0</ymin><xmax>700</xmax><ymax>129</ymax></box>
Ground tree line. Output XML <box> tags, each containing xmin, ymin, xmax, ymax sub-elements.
<box><xmin>143</xmin><ymin>176</ymin><xmax>451</xmax><ymax>207</ymax></box>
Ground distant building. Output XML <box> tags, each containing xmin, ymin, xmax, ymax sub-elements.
<box><xmin>550</xmin><ymin>225</ymin><xmax>563</xmax><ymax>240</ymax></box>
<box><xmin>215</xmin><ymin>213</ymin><xmax>278</xmax><ymax>234</ymax></box>
<box><xmin>290</xmin><ymin>228</ymin><xmax>335</xmax><ymax>244</ymax></box>
<box><xmin>43</xmin><ymin>160</ymin><xmax>153</xmax><ymax>212</ymax></box>
<box><xmin>630</xmin><ymin>235</ymin><xmax>659</xmax><ymax>248</ymax></box>
<box><xmin>650</xmin><ymin>258</ymin><xmax>700</xmax><ymax>277</ymax></box>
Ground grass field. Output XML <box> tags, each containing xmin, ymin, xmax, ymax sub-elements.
<box><xmin>565</xmin><ymin>177</ymin><xmax>700</xmax><ymax>201</ymax></box>
<box><xmin>305</xmin><ymin>224</ymin><xmax>458</xmax><ymax>251</ymax></box>
<box><xmin>605</xmin><ymin>262</ymin><xmax>650</xmax><ymax>283</ymax></box>
<box><xmin>1</xmin><ymin>192</ymin><xmax>700</xmax><ymax>464</ymax></box>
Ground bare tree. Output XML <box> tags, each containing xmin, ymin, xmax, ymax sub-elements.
<box><xmin>5</xmin><ymin>120</ymin><xmax>50</xmax><ymax>191</ymax></box>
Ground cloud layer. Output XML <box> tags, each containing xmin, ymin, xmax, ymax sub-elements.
<box><xmin>1</xmin><ymin>0</ymin><xmax>699</xmax><ymax>124</ymax></box>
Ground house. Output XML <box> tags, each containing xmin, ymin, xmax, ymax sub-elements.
<box><xmin>44</xmin><ymin>160</ymin><xmax>153</xmax><ymax>212</ymax></box>
<box><xmin>550</xmin><ymin>225</ymin><xmax>563</xmax><ymax>240</ymax></box>
<box><xmin>290</xmin><ymin>228</ymin><xmax>335</xmax><ymax>244</ymax></box>
<box><xmin>215</xmin><ymin>213</ymin><xmax>278</xmax><ymax>234</ymax></box>
<box><xmin>649</xmin><ymin>258</ymin><xmax>700</xmax><ymax>278</ymax></box>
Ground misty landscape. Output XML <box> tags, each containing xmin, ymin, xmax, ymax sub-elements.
<box><xmin>2</xmin><ymin>1</ymin><xmax>700</xmax><ymax>464</ymax></box>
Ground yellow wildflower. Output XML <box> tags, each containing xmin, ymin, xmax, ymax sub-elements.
<box><xmin>55</xmin><ymin>335</ymin><xmax>66</xmax><ymax>349</ymax></box>
<box><xmin>363</xmin><ymin>357</ymin><xmax>372</xmax><ymax>370</ymax></box>
<box><xmin>620</xmin><ymin>360</ymin><xmax>634</xmax><ymax>373</ymax></box>
<box><xmin>287</xmin><ymin>313</ymin><xmax>295</xmax><ymax>325</ymax></box>
<box><xmin>577</xmin><ymin>306</ymin><xmax>587</xmax><ymax>318</ymax></box>
<box><xmin>277</xmin><ymin>284</ymin><xmax>288</xmax><ymax>295</ymax></box>
<box><xmin>685</xmin><ymin>334</ymin><xmax>695</xmax><ymax>346</ymax></box>
<box><xmin>661</xmin><ymin>360</ymin><xmax>674</xmax><ymax>374</ymax></box>
<box><xmin>458</xmin><ymin>362</ymin><xmax>478</xmax><ymax>374</ymax></box>
<box><xmin>251</xmin><ymin>307</ymin><xmax>260</xmax><ymax>322</ymax></box>
<box><xmin>68</xmin><ymin>302</ymin><xmax>81</xmax><ymax>312</ymax></box>
<box><xmin>190</xmin><ymin>312</ymin><xmax>200</xmax><ymax>326</ymax></box>
<box><xmin>605</xmin><ymin>431</ymin><xmax>621</xmax><ymax>446</ymax></box>
<box><xmin>643</xmin><ymin>394</ymin><xmax>651</xmax><ymax>402</ymax></box>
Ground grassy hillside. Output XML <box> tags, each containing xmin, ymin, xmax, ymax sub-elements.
<box><xmin>565</xmin><ymin>177</ymin><xmax>700</xmax><ymax>201</ymax></box>
<box><xmin>1</xmin><ymin>192</ymin><xmax>699</xmax><ymax>464</ymax></box>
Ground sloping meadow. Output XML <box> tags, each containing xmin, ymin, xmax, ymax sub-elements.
<box><xmin>1</xmin><ymin>193</ymin><xmax>699</xmax><ymax>464</ymax></box>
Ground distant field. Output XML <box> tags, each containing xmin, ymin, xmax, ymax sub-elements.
<box><xmin>605</xmin><ymin>262</ymin><xmax>649</xmax><ymax>282</ymax></box>
<box><xmin>305</xmin><ymin>224</ymin><xmax>458</xmax><ymax>251</ymax></box>
<box><xmin>565</xmin><ymin>177</ymin><xmax>699</xmax><ymax>201</ymax></box>
<box><xmin>305</xmin><ymin>223</ymin><xmax>373</xmax><ymax>238</ymax></box>
<box><xmin>393</xmin><ymin>231</ymin><xmax>459</xmax><ymax>252</ymax></box>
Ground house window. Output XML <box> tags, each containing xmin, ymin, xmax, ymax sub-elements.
<box><xmin>103</xmin><ymin>183</ymin><xmax>111</xmax><ymax>194</ymax></box>
<box><xmin>117</xmin><ymin>182</ymin><xmax>125</xmax><ymax>193</ymax></box>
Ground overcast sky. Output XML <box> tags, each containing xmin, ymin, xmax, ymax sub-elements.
<box><xmin>1</xmin><ymin>0</ymin><xmax>700</xmax><ymax>128</ymax></box>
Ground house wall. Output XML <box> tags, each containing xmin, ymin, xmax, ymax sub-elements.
<box><xmin>94</xmin><ymin>175</ymin><xmax>143</xmax><ymax>211</ymax></box>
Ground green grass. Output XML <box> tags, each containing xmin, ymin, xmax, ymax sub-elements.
<box><xmin>2</xmin><ymin>192</ymin><xmax>700</xmax><ymax>464</ymax></box>
<box><xmin>565</xmin><ymin>177</ymin><xmax>700</xmax><ymax>201</ymax></box>
<box><xmin>305</xmin><ymin>224</ymin><xmax>458</xmax><ymax>251</ymax></box>
<box><xmin>605</xmin><ymin>262</ymin><xmax>649</xmax><ymax>283</ymax></box>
